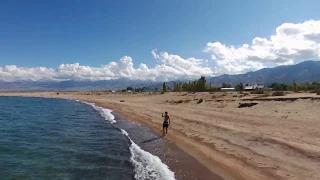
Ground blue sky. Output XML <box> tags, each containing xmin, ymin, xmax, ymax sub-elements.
<box><xmin>1</xmin><ymin>0</ymin><xmax>320</xmax><ymax>81</ymax></box>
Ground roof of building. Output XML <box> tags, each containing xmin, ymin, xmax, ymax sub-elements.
<box><xmin>245</xmin><ymin>84</ymin><xmax>265</xmax><ymax>89</ymax></box>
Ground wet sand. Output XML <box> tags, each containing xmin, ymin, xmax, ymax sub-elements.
<box><xmin>113</xmin><ymin>112</ymin><xmax>223</xmax><ymax>180</ymax></box>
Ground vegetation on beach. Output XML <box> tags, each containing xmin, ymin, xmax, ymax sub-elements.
<box><xmin>269</xmin><ymin>82</ymin><xmax>320</xmax><ymax>91</ymax></box>
<box><xmin>197</xmin><ymin>98</ymin><xmax>203</xmax><ymax>104</ymax></box>
<box><xmin>122</xmin><ymin>76</ymin><xmax>320</xmax><ymax>93</ymax></box>
<box><xmin>169</xmin><ymin>77</ymin><xmax>320</xmax><ymax>93</ymax></box>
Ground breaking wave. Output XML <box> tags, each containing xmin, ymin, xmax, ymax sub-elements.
<box><xmin>76</xmin><ymin>100</ymin><xmax>175</xmax><ymax>180</ymax></box>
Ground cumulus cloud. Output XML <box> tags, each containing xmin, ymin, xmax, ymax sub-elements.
<box><xmin>2</xmin><ymin>20</ymin><xmax>320</xmax><ymax>82</ymax></box>
<box><xmin>203</xmin><ymin>20</ymin><xmax>320</xmax><ymax>74</ymax></box>
<box><xmin>0</xmin><ymin>50</ymin><xmax>216</xmax><ymax>82</ymax></box>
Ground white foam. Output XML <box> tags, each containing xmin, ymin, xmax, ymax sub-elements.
<box><xmin>80</xmin><ymin>101</ymin><xmax>116</xmax><ymax>124</ymax></box>
<box><xmin>121</xmin><ymin>129</ymin><xmax>176</xmax><ymax>180</ymax></box>
<box><xmin>74</xmin><ymin>100</ymin><xmax>175</xmax><ymax>180</ymax></box>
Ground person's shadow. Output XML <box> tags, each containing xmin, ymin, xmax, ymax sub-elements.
<box><xmin>139</xmin><ymin>136</ymin><xmax>164</xmax><ymax>144</ymax></box>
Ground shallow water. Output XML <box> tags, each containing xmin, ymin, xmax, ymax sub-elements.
<box><xmin>0</xmin><ymin>97</ymin><xmax>174</xmax><ymax>180</ymax></box>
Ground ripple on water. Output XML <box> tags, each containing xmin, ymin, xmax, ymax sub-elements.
<box><xmin>0</xmin><ymin>97</ymin><xmax>135</xmax><ymax>180</ymax></box>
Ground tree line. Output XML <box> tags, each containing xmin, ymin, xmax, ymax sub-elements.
<box><xmin>164</xmin><ymin>76</ymin><xmax>220</xmax><ymax>92</ymax></box>
<box><xmin>125</xmin><ymin>76</ymin><xmax>320</xmax><ymax>92</ymax></box>
<box><xmin>124</xmin><ymin>86</ymin><xmax>158</xmax><ymax>92</ymax></box>
<box><xmin>269</xmin><ymin>81</ymin><xmax>320</xmax><ymax>91</ymax></box>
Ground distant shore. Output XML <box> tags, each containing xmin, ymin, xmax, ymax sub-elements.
<box><xmin>1</xmin><ymin>91</ymin><xmax>320</xmax><ymax>180</ymax></box>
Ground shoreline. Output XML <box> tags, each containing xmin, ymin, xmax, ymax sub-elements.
<box><xmin>2</xmin><ymin>91</ymin><xmax>320</xmax><ymax>180</ymax></box>
<box><xmin>111</xmin><ymin>111</ymin><xmax>223</xmax><ymax>180</ymax></box>
<box><xmin>102</xmin><ymin>102</ymin><xmax>239</xmax><ymax>179</ymax></box>
<box><xmin>0</xmin><ymin>93</ymin><xmax>273</xmax><ymax>180</ymax></box>
<box><xmin>1</xmin><ymin>95</ymin><xmax>223</xmax><ymax>180</ymax></box>
<box><xmin>90</xmin><ymin>100</ymin><xmax>272</xmax><ymax>180</ymax></box>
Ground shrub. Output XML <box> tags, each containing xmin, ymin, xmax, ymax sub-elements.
<box><xmin>197</xmin><ymin>98</ymin><xmax>203</xmax><ymax>104</ymax></box>
<box><xmin>310</xmin><ymin>89</ymin><xmax>320</xmax><ymax>94</ymax></box>
<box><xmin>176</xmin><ymin>100</ymin><xmax>183</xmax><ymax>103</ymax></box>
<box><xmin>161</xmin><ymin>91</ymin><xmax>164</xmax><ymax>94</ymax></box>
<box><xmin>184</xmin><ymin>99</ymin><xmax>191</xmax><ymax>103</ymax></box>
<box><xmin>233</xmin><ymin>95</ymin><xmax>237</xmax><ymax>97</ymax></box>
<box><xmin>272</xmin><ymin>91</ymin><xmax>285</xmax><ymax>96</ymax></box>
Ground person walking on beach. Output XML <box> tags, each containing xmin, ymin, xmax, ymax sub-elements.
<box><xmin>162</xmin><ymin>111</ymin><xmax>170</xmax><ymax>135</ymax></box>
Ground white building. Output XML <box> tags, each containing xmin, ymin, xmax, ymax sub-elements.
<box><xmin>221</xmin><ymin>87</ymin><xmax>236</xmax><ymax>92</ymax></box>
<box><xmin>244</xmin><ymin>84</ymin><xmax>265</xmax><ymax>91</ymax></box>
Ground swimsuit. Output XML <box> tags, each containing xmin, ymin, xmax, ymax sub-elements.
<box><xmin>163</xmin><ymin>116</ymin><xmax>169</xmax><ymax>128</ymax></box>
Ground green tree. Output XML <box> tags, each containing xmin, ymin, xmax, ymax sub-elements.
<box><xmin>163</xmin><ymin>82</ymin><xmax>166</xmax><ymax>92</ymax></box>
<box><xmin>222</xmin><ymin>82</ymin><xmax>232</xmax><ymax>88</ymax></box>
<box><xmin>176</xmin><ymin>83</ymin><xmax>182</xmax><ymax>92</ymax></box>
<box><xmin>197</xmin><ymin>76</ymin><xmax>207</xmax><ymax>91</ymax></box>
<box><xmin>270</xmin><ymin>83</ymin><xmax>289</xmax><ymax>91</ymax></box>
<box><xmin>235</xmin><ymin>83</ymin><xmax>244</xmax><ymax>91</ymax></box>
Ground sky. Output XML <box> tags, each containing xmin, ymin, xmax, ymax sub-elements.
<box><xmin>1</xmin><ymin>0</ymin><xmax>320</xmax><ymax>82</ymax></box>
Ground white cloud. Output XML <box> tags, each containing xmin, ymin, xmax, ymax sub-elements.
<box><xmin>0</xmin><ymin>50</ymin><xmax>216</xmax><ymax>82</ymax></box>
<box><xmin>203</xmin><ymin>20</ymin><xmax>320</xmax><ymax>74</ymax></box>
<box><xmin>1</xmin><ymin>20</ymin><xmax>320</xmax><ymax>82</ymax></box>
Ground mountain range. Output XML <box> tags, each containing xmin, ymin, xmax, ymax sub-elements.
<box><xmin>0</xmin><ymin>60</ymin><xmax>319</xmax><ymax>91</ymax></box>
<box><xmin>208</xmin><ymin>60</ymin><xmax>320</xmax><ymax>85</ymax></box>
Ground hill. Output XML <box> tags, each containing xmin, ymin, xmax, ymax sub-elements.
<box><xmin>208</xmin><ymin>60</ymin><xmax>320</xmax><ymax>86</ymax></box>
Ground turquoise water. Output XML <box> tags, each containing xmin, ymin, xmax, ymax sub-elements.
<box><xmin>0</xmin><ymin>97</ymin><xmax>134</xmax><ymax>180</ymax></box>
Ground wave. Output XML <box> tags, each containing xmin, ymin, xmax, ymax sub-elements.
<box><xmin>75</xmin><ymin>100</ymin><xmax>176</xmax><ymax>180</ymax></box>
<box><xmin>81</xmin><ymin>101</ymin><xmax>116</xmax><ymax>124</ymax></box>
<box><xmin>121</xmin><ymin>129</ymin><xmax>175</xmax><ymax>180</ymax></box>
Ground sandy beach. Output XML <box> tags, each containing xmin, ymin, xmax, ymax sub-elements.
<box><xmin>1</xmin><ymin>91</ymin><xmax>320</xmax><ymax>180</ymax></box>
